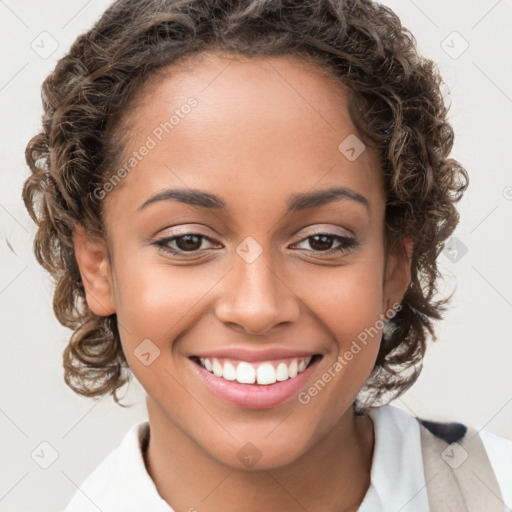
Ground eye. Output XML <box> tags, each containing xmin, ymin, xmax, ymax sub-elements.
<box><xmin>292</xmin><ymin>233</ymin><xmax>358</xmax><ymax>254</ymax></box>
<box><xmin>151</xmin><ymin>231</ymin><xmax>358</xmax><ymax>257</ymax></box>
<box><xmin>152</xmin><ymin>233</ymin><xmax>221</xmax><ymax>255</ymax></box>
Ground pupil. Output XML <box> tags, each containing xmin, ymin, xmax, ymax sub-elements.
<box><xmin>177</xmin><ymin>235</ymin><xmax>201</xmax><ymax>251</ymax></box>
<box><xmin>310</xmin><ymin>235</ymin><xmax>333</xmax><ymax>251</ymax></box>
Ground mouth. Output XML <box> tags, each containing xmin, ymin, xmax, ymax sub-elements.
<box><xmin>188</xmin><ymin>353</ymin><xmax>323</xmax><ymax>409</ymax></box>
<box><xmin>190</xmin><ymin>354</ymin><xmax>321</xmax><ymax>385</ymax></box>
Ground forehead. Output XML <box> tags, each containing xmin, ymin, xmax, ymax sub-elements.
<box><xmin>105</xmin><ymin>52</ymin><xmax>384</xmax><ymax>217</ymax></box>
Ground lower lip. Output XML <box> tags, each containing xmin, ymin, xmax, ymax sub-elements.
<box><xmin>190</xmin><ymin>357</ymin><xmax>321</xmax><ymax>410</ymax></box>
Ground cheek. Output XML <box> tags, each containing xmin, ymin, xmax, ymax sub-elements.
<box><xmin>114</xmin><ymin>262</ymin><xmax>206</xmax><ymax>335</ymax></box>
<box><xmin>111</xmin><ymin>253</ymin><xmax>228</xmax><ymax>361</ymax></box>
<box><xmin>296</xmin><ymin>253</ymin><xmax>385</xmax><ymax>386</ymax></box>
<box><xmin>303</xmin><ymin>259</ymin><xmax>385</xmax><ymax>340</ymax></box>
<box><xmin>111</xmin><ymin>259</ymin><xmax>214</xmax><ymax>403</ymax></box>
<box><xmin>293</xmin><ymin>266</ymin><xmax>385</xmax><ymax>431</ymax></box>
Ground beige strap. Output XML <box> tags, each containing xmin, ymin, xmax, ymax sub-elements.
<box><xmin>419</xmin><ymin>422</ymin><xmax>504</xmax><ymax>512</ymax></box>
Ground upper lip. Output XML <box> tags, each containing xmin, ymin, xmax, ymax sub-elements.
<box><xmin>190</xmin><ymin>347</ymin><xmax>320</xmax><ymax>362</ymax></box>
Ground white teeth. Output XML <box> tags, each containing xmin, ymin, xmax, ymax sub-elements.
<box><xmin>236</xmin><ymin>362</ymin><xmax>256</xmax><ymax>384</ymax></box>
<box><xmin>198</xmin><ymin>356</ymin><xmax>313</xmax><ymax>385</ymax></box>
<box><xmin>256</xmin><ymin>363</ymin><xmax>277</xmax><ymax>385</ymax></box>
<box><xmin>288</xmin><ymin>360</ymin><xmax>298</xmax><ymax>378</ymax></box>
<box><xmin>212</xmin><ymin>358</ymin><xmax>223</xmax><ymax>377</ymax></box>
<box><xmin>223</xmin><ymin>361</ymin><xmax>237</xmax><ymax>381</ymax></box>
<box><xmin>276</xmin><ymin>362</ymin><xmax>289</xmax><ymax>381</ymax></box>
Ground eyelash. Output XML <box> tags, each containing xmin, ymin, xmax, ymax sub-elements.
<box><xmin>151</xmin><ymin>232</ymin><xmax>358</xmax><ymax>256</ymax></box>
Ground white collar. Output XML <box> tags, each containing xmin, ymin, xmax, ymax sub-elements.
<box><xmin>358</xmin><ymin>404</ymin><xmax>430</xmax><ymax>511</ymax></box>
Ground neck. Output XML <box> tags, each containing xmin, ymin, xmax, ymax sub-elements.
<box><xmin>144</xmin><ymin>397</ymin><xmax>374</xmax><ymax>512</ymax></box>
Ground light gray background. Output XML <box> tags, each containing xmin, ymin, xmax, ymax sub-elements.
<box><xmin>1</xmin><ymin>0</ymin><xmax>511</xmax><ymax>510</ymax></box>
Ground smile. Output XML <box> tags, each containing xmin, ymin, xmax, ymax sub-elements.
<box><xmin>189</xmin><ymin>352</ymin><xmax>323</xmax><ymax>409</ymax></box>
<box><xmin>195</xmin><ymin>356</ymin><xmax>313</xmax><ymax>385</ymax></box>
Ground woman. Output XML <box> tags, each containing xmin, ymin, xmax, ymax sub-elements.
<box><xmin>23</xmin><ymin>0</ymin><xmax>511</xmax><ymax>510</ymax></box>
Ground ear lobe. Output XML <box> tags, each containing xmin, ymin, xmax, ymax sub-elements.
<box><xmin>72</xmin><ymin>224</ymin><xmax>116</xmax><ymax>316</ymax></box>
<box><xmin>402</xmin><ymin>237</ymin><xmax>413</xmax><ymax>260</ymax></box>
<box><xmin>383</xmin><ymin>237</ymin><xmax>412</xmax><ymax>310</ymax></box>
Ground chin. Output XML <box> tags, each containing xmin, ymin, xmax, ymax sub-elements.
<box><xmin>204</xmin><ymin>433</ymin><xmax>314</xmax><ymax>472</ymax></box>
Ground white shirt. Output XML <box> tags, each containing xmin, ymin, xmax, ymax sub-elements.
<box><xmin>63</xmin><ymin>404</ymin><xmax>512</xmax><ymax>512</ymax></box>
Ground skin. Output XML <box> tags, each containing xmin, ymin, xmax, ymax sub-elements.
<box><xmin>73</xmin><ymin>52</ymin><xmax>411</xmax><ymax>512</ymax></box>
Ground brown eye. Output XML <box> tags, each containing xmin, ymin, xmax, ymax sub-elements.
<box><xmin>308</xmin><ymin>234</ymin><xmax>336</xmax><ymax>251</ymax></box>
<box><xmin>152</xmin><ymin>233</ymin><xmax>220</xmax><ymax>255</ymax></box>
<box><xmin>174</xmin><ymin>234</ymin><xmax>203</xmax><ymax>251</ymax></box>
<box><xmin>293</xmin><ymin>233</ymin><xmax>358</xmax><ymax>254</ymax></box>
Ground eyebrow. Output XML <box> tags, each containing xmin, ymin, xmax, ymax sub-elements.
<box><xmin>138</xmin><ymin>186</ymin><xmax>371</xmax><ymax>214</ymax></box>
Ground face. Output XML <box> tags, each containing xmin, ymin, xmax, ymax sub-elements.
<box><xmin>74</xmin><ymin>52</ymin><xmax>410</xmax><ymax>470</ymax></box>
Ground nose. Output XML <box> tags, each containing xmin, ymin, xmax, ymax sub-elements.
<box><xmin>214</xmin><ymin>251</ymin><xmax>300</xmax><ymax>336</ymax></box>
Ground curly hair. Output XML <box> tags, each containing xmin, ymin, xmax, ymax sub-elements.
<box><xmin>23</xmin><ymin>0</ymin><xmax>468</xmax><ymax>410</ymax></box>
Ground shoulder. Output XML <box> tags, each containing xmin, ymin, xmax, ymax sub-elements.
<box><xmin>372</xmin><ymin>404</ymin><xmax>512</xmax><ymax>511</ymax></box>
<box><xmin>62</xmin><ymin>420</ymin><xmax>171</xmax><ymax>512</ymax></box>
<box><xmin>479</xmin><ymin>428</ymin><xmax>512</xmax><ymax>509</ymax></box>
<box><xmin>416</xmin><ymin>409</ymin><xmax>512</xmax><ymax>493</ymax></box>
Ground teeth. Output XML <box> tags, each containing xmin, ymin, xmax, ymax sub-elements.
<box><xmin>236</xmin><ymin>362</ymin><xmax>255</xmax><ymax>384</ymax></box>
<box><xmin>256</xmin><ymin>363</ymin><xmax>277</xmax><ymax>385</ymax></box>
<box><xmin>288</xmin><ymin>360</ymin><xmax>298</xmax><ymax>378</ymax></box>
<box><xmin>212</xmin><ymin>358</ymin><xmax>223</xmax><ymax>377</ymax></box>
<box><xmin>276</xmin><ymin>362</ymin><xmax>289</xmax><ymax>381</ymax></box>
<box><xmin>223</xmin><ymin>361</ymin><xmax>236</xmax><ymax>381</ymax></box>
<box><xmin>198</xmin><ymin>356</ymin><xmax>312</xmax><ymax>385</ymax></box>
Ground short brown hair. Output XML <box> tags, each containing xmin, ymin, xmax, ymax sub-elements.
<box><xmin>23</xmin><ymin>0</ymin><xmax>468</xmax><ymax>410</ymax></box>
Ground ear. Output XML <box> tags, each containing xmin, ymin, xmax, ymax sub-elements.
<box><xmin>382</xmin><ymin>237</ymin><xmax>412</xmax><ymax>311</ymax></box>
<box><xmin>72</xmin><ymin>224</ymin><xmax>116</xmax><ymax>316</ymax></box>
